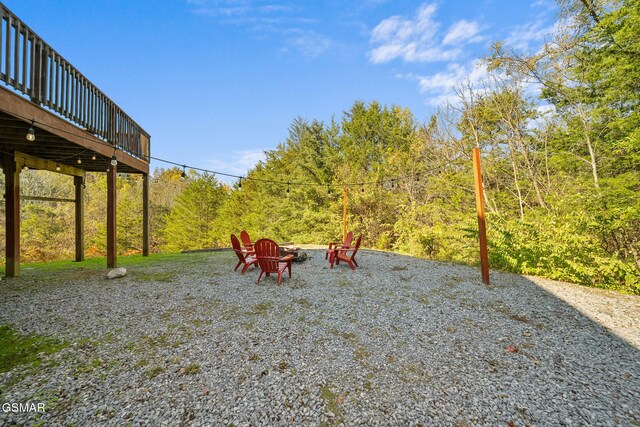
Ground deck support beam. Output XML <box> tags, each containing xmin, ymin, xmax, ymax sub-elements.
<box><xmin>107</xmin><ymin>166</ymin><xmax>117</xmax><ymax>268</ymax></box>
<box><xmin>142</xmin><ymin>173</ymin><xmax>149</xmax><ymax>257</ymax></box>
<box><xmin>4</xmin><ymin>153</ymin><xmax>20</xmax><ymax>277</ymax></box>
<box><xmin>74</xmin><ymin>176</ymin><xmax>85</xmax><ymax>262</ymax></box>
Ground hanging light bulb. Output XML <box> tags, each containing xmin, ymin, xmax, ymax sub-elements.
<box><xmin>181</xmin><ymin>165</ymin><xmax>187</xmax><ymax>180</ymax></box>
<box><xmin>287</xmin><ymin>182</ymin><xmax>290</xmax><ymax>194</ymax></box>
<box><xmin>23</xmin><ymin>165</ymin><xmax>29</xmax><ymax>171</ymax></box>
<box><xmin>110</xmin><ymin>154</ymin><xmax>117</xmax><ymax>166</ymax></box>
<box><xmin>361</xmin><ymin>184</ymin><xmax>365</xmax><ymax>193</ymax></box>
<box><xmin>327</xmin><ymin>185</ymin><xmax>331</xmax><ymax>195</ymax></box>
<box><xmin>26</xmin><ymin>120</ymin><xmax>35</xmax><ymax>141</ymax></box>
<box><xmin>77</xmin><ymin>157</ymin><xmax>82</xmax><ymax>164</ymax></box>
<box><xmin>91</xmin><ymin>154</ymin><xmax>96</xmax><ymax>161</ymax></box>
<box><xmin>238</xmin><ymin>177</ymin><xmax>242</xmax><ymax>188</ymax></box>
<box><xmin>56</xmin><ymin>163</ymin><xmax>61</xmax><ymax>171</ymax></box>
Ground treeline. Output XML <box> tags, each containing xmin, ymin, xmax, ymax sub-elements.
<box><xmin>1</xmin><ymin>0</ymin><xmax>638</xmax><ymax>294</ymax></box>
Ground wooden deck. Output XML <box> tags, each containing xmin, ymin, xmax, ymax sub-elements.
<box><xmin>0</xmin><ymin>3</ymin><xmax>151</xmax><ymax>276</ymax></box>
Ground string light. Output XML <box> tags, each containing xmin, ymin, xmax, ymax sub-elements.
<box><xmin>26</xmin><ymin>120</ymin><xmax>35</xmax><ymax>141</ymax></box>
<box><xmin>287</xmin><ymin>182</ymin><xmax>290</xmax><ymax>194</ymax></box>
<box><xmin>6</xmin><ymin>111</ymin><xmax>410</xmax><ymax>191</ymax></box>
<box><xmin>181</xmin><ymin>165</ymin><xmax>187</xmax><ymax>180</ymax></box>
<box><xmin>76</xmin><ymin>157</ymin><xmax>82</xmax><ymax>164</ymax></box>
<box><xmin>56</xmin><ymin>163</ymin><xmax>61</xmax><ymax>171</ymax></box>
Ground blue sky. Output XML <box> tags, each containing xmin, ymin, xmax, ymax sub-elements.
<box><xmin>5</xmin><ymin>0</ymin><xmax>558</xmax><ymax>182</ymax></box>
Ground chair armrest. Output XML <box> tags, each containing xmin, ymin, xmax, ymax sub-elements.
<box><xmin>280</xmin><ymin>255</ymin><xmax>294</xmax><ymax>262</ymax></box>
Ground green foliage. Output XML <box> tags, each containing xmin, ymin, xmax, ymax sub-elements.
<box><xmin>163</xmin><ymin>172</ymin><xmax>228</xmax><ymax>251</ymax></box>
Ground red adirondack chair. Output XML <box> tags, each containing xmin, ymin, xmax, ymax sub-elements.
<box><xmin>330</xmin><ymin>235</ymin><xmax>362</xmax><ymax>270</ymax></box>
<box><xmin>231</xmin><ymin>234</ymin><xmax>257</xmax><ymax>274</ymax></box>
<box><xmin>325</xmin><ymin>230</ymin><xmax>354</xmax><ymax>260</ymax></box>
<box><xmin>254</xmin><ymin>238</ymin><xmax>293</xmax><ymax>285</ymax></box>
<box><xmin>240</xmin><ymin>230</ymin><xmax>254</xmax><ymax>252</ymax></box>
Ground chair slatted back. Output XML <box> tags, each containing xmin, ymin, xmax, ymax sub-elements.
<box><xmin>254</xmin><ymin>239</ymin><xmax>281</xmax><ymax>273</ymax></box>
<box><xmin>231</xmin><ymin>234</ymin><xmax>246</xmax><ymax>262</ymax></box>
<box><xmin>351</xmin><ymin>235</ymin><xmax>362</xmax><ymax>257</ymax></box>
<box><xmin>240</xmin><ymin>230</ymin><xmax>253</xmax><ymax>249</ymax></box>
<box><xmin>344</xmin><ymin>231</ymin><xmax>354</xmax><ymax>248</ymax></box>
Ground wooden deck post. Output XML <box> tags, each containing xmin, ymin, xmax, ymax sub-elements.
<box><xmin>472</xmin><ymin>148</ymin><xmax>490</xmax><ymax>285</ymax></box>
<box><xmin>4</xmin><ymin>153</ymin><xmax>21</xmax><ymax>277</ymax></box>
<box><xmin>74</xmin><ymin>176</ymin><xmax>84</xmax><ymax>262</ymax></box>
<box><xmin>107</xmin><ymin>165</ymin><xmax>117</xmax><ymax>268</ymax></box>
<box><xmin>343</xmin><ymin>185</ymin><xmax>347</xmax><ymax>242</ymax></box>
<box><xmin>142</xmin><ymin>173</ymin><xmax>149</xmax><ymax>257</ymax></box>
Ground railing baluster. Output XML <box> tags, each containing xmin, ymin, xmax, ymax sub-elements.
<box><xmin>47</xmin><ymin>48</ymin><xmax>53</xmax><ymax>108</ymax></box>
<box><xmin>13</xmin><ymin>19</ymin><xmax>19</xmax><ymax>86</ymax></box>
<box><xmin>20</xmin><ymin>28</ymin><xmax>26</xmax><ymax>90</ymax></box>
<box><xmin>0</xmin><ymin>12</ymin><xmax>4</xmax><ymax>81</ymax></box>
<box><xmin>6</xmin><ymin>15</ymin><xmax>12</xmax><ymax>85</ymax></box>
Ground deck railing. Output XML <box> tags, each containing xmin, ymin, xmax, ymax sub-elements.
<box><xmin>0</xmin><ymin>3</ymin><xmax>150</xmax><ymax>161</ymax></box>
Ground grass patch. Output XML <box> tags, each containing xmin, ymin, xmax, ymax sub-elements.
<box><xmin>294</xmin><ymin>297</ymin><xmax>313</xmax><ymax>308</ymax></box>
<box><xmin>0</xmin><ymin>324</ymin><xmax>68</xmax><ymax>374</ymax></box>
<box><xmin>0</xmin><ymin>325</ymin><xmax>68</xmax><ymax>398</ymax></box>
<box><xmin>0</xmin><ymin>252</ymin><xmax>226</xmax><ymax>277</ymax></box>
<box><xmin>336</xmin><ymin>278</ymin><xmax>352</xmax><ymax>288</ymax></box>
<box><xmin>354</xmin><ymin>346</ymin><xmax>371</xmax><ymax>363</ymax></box>
<box><xmin>134</xmin><ymin>271</ymin><xmax>176</xmax><ymax>282</ymax></box>
<box><xmin>180</xmin><ymin>363</ymin><xmax>201</xmax><ymax>375</ymax></box>
<box><xmin>247</xmin><ymin>301</ymin><xmax>272</xmax><ymax>316</ymax></box>
<box><xmin>145</xmin><ymin>365</ymin><xmax>165</xmax><ymax>379</ymax></box>
<box><xmin>319</xmin><ymin>385</ymin><xmax>344</xmax><ymax>425</ymax></box>
<box><xmin>416</xmin><ymin>295</ymin><xmax>430</xmax><ymax>305</ymax></box>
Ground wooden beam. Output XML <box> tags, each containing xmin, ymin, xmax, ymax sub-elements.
<box><xmin>0</xmin><ymin>87</ymin><xmax>149</xmax><ymax>174</ymax></box>
<box><xmin>107</xmin><ymin>165</ymin><xmax>117</xmax><ymax>268</ymax></box>
<box><xmin>74</xmin><ymin>176</ymin><xmax>84</xmax><ymax>262</ymax></box>
<box><xmin>472</xmin><ymin>147</ymin><xmax>490</xmax><ymax>285</ymax></box>
<box><xmin>142</xmin><ymin>173</ymin><xmax>149</xmax><ymax>257</ymax></box>
<box><xmin>15</xmin><ymin>151</ymin><xmax>85</xmax><ymax>178</ymax></box>
<box><xmin>4</xmin><ymin>153</ymin><xmax>20</xmax><ymax>277</ymax></box>
<box><xmin>21</xmin><ymin>195</ymin><xmax>75</xmax><ymax>203</ymax></box>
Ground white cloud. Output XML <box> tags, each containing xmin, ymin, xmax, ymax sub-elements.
<box><xmin>368</xmin><ymin>3</ymin><xmax>483</xmax><ymax>64</ymax></box>
<box><xmin>283</xmin><ymin>29</ymin><xmax>332</xmax><ymax>59</ymax></box>
<box><xmin>206</xmin><ymin>149</ymin><xmax>265</xmax><ymax>183</ymax></box>
<box><xmin>442</xmin><ymin>20</ymin><xmax>482</xmax><ymax>46</ymax></box>
<box><xmin>401</xmin><ymin>60</ymin><xmax>489</xmax><ymax>106</ymax></box>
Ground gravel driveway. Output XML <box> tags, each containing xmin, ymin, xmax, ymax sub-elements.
<box><xmin>1</xmin><ymin>249</ymin><xmax>638</xmax><ymax>426</ymax></box>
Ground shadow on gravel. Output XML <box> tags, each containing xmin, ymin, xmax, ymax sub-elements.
<box><xmin>0</xmin><ymin>250</ymin><xmax>638</xmax><ymax>426</ymax></box>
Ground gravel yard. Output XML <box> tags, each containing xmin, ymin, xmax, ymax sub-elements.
<box><xmin>1</xmin><ymin>249</ymin><xmax>639</xmax><ymax>426</ymax></box>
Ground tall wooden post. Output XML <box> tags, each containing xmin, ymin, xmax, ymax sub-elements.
<box><xmin>472</xmin><ymin>148</ymin><xmax>490</xmax><ymax>285</ymax></box>
<box><xmin>74</xmin><ymin>176</ymin><xmax>84</xmax><ymax>262</ymax></box>
<box><xmin>142</xmin><ymin>173</ymin><xmax>149</xmax><ymax>257</ymax></box>
<box><xmin>107</xmin><ymin>165</ymin><xmax>117</xmax><ymax>268</ymax></box>
<box><xmin>343</xmin><ymin>185</ymin><xmax>347</xmax><ymax>242</ymax></box>
<box><xmin>4</xmin><ymin>154</ymin><xmax>20</xmax><ymax>277</ymax></box>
